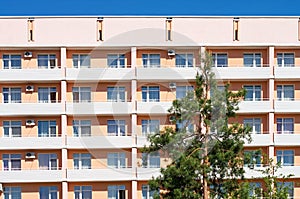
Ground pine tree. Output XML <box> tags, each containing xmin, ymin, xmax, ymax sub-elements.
<box><xmin>142</xmin><ymin>52</ymin><xmax>252</xmax><ymax>198</ymax></box>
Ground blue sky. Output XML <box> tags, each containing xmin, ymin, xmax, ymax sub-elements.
<box><xmin>0</xmin><ymin>0</ymin><xmax>300</xmax><ymax>16</ymax></box>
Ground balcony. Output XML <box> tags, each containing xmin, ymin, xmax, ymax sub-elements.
<box><xmin>137</xmin><ymin>168</ymin><xmax>161</xmax><ymax>180</ymax></box>
<box><xmin>66</xmin><ymin>68</ymin><xmax>134</xmax><ymax>81</ymax></box>
<box><xmin>0</xmin><ymin>169</ymin><xmax>63</xmax><ymax>183</ymax></box>
<box><xmin>66</xmin><ymin>136</ymin><xmax>133</xmax><ymax>149</ymax></box>
<box><xmin>244</xmin><ymin>133</ymin><xmax>272</xmax><ymax>147</ymax></box>
<box><xmin>237</xmin><ymin>100</ymin><xmax>272</xmax><ymax>113</ymax></box>
<box><xmin>244</xmin><ymin>167</ymin><xmax>266</xmax><ymax>179</ymax></box>
<box><xmin>274</xmin><ymin>67</ymin><xmax>300</xmax><ymax>80</ymax></box>
<box><xmin>274</xmin><ymin>100</ymin><xmax>300</xmax><ymax>113</ymax></box>
<box><xmin>66</xmin><ymin>102</ymin><xmax>132</xmax><ymax>115</ymax></box>
<box><xmin>276</xmin><ymin>166</ymin><xmax>300</xmax><ymax>178</ymax></box>
<box><xmin>0</xmin><ymin>103</ymin><xmax>64</xmax><ymax>116</ymax></box>
<box><xmin>212</xmin><ymin>66</ymin><xmax>272</xmax><ymax>80</ymax></box>
<box><xmin>67</xmin><ymin>168</ymin><xmax>134</xmax><ymax>181</ymax></box>
<box><xmin>0</xmin><ymin>137</ymin><xmax>63</xmax><ymax>150</ymax></box>
<box><xmin>274</xmin><ymin>134</ymin><xmax>300</xmax><ymax>146</ymax></box>
<box><xmin>136</xmin><ymin>136</ymin><xmax>150</xmax><ymax>148</ymax></box>
<box><xmin>136</xmin><ymin>101</ymin><xmax>172</xmax><ymax>114</ymax></box>
<box><xmin>136</xmin><ymin>67</ymin><xmax>199</xmax><ymax>80</ymax></box>
<box><xmin>0</xmin><ymin>68</ymin><xmax>63</xmax><ymax>82</ymax></box>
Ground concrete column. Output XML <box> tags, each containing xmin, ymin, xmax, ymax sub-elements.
<box><xmin>62</xmin><ymin>181</ymin><xmax>68</xmax><ymax>199</ymax></box>
<box><xmin>131</xmin><ymin>47</ymin><xmax>137</xmax><ymax>69</ymax></box>
<box><xmin>200</xmin><ymin>46</ymin><xmax>206</xmax><ymax>67</ymax></box>
<box><xmin>268</xmin><ymin>46</ymin><xmax>275</xmax><ymax>162</ymax></box>
<box><xmin>268</xmin><ymin>112</ymin><xmax>275</xmax><ymax>161</ymax></box>
<box><xmin>131</xmin><ymin>180</ymin><xmax>138</xmax><ymax>199</ymax></box>
<box><xmin>60</xmin><ymin>47</ymin><xmax>67</xmax><ymax>68</ymax></box>
<box><xmin>268</xmin><ymin>46</ymin><xmax>275</xmax><ymax>75</ymax></box>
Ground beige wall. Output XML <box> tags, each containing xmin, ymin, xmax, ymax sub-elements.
<box><xmin>0</xmin><ymin>117</ymin><xmax>61</xmax><ymax>137</ymax></box>
<box><xmin>67</xmin><ymin>116</ymin><xmax>132</xmax><ymax>136</ymax></box>
<box><xmin>67</xmin><ymin>149</ymin><xmax>132</xmax><ymax>169</ymax></box>
<box><xmin>0</xmin><ymin>150</ymin><xmax>62</xmax><ymax>170</ymax></box>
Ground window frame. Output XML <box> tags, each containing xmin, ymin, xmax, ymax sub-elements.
<box><xmin>243</xmin><ymin>53</ymin><xmax>262</xmax><ymax>67</ymax></box>
<box><xmin>38</xmin><ymin>153</ymin><xmax>58</xmax><ymax>170</ymax></box>
<box><xmin>277</xmin><ymin>118</ymin><xmax>294</xmax><ymax>134</ymax></box>
<box><xmin>142</xmin><ymin>86</ymin><xmax>160</xmax><ymax>102</ymax></box>
<box><xmin>244</xmin><ymin>150</ymin><xmax>262</xmax><ymax>167</ymax></box>
<box><xmin>276</xmin><ymin>150</ymin><xmax>294</xmax><ymax>166</ymax></box>
<box><xmin>107</xmin><ymin>152</ymin><xmax>126</xmax><ymax>168</ymax></box>
<box><xmin>212</xmin><ymin>53</ymin><xmax>228</xmax><ymax>67</ymax></box>
<box><xmin>243</xmin><ymin>85</ymin><xmax>262</xmax><ymax>101</ymax></box>
<box><xmin>72</xmin><ymin>54</ymin><xmax>91</xmax><ymax>68</ymax></box>
<box><xmin>73</xmin><ymin>153</ymin><xmax>91</xmax><ymax>169</ymax></box>
<box><xmin>38</xmin><ymin>87</ymin><xmax>57</xmax><ymax>103</ymax></box>
<box><xmin>107</xmin><ymin>86</ymin><xmax>126</xmax><ymax>102</ymax></box>
<box><xmin>175</xmin><ymin>53</ymin><xmax>193</xmax><ymax>67</ymax></box>
<box><xmin>141</xmin><ymin>120</ymin><xmax>160</xmax><ymax>136</ymax></box>
<box><xmin>277</xmin><ymin>52</ymin><xmax>295</xmax><ymax>67</ymax></box>
<box><xmin>4</xmin><ymin>187</ymin><xmax>21</xmax><ymax>199</ymax></box>
<box><xmin>3</xmin><ymin>87</ymin><xmax>21</xmax><ymax>103</ymax></box>
<box><xmin>277</xmin><ymin>85</ymin><xmax>294</xmax><ymax>101</ymax></box>
<box><xmin>38</xmin><ymin>120</ymin><xmax>57</xmax><ymax>137</ymax></box>
<box><xmin>74</xmin><ymin>185</ymin><xmax>92</xmax><ymax>199</ymax></box>
<box><xmin>142</xmin><ymin>54</ymin><xmax>160</xmax><ymax>68</ymax></box>
<box><xmin>243</xmin><ymin>118</ymin><xmax>261</xmax><ymax>134</ymax></box>
<box><xmin>3</xmin><ymin>54</ymin><xmax>22</xmax><ymax>69</ymax></box>
<box><xmin>72</xmin><ymin>87</ymin><xmax>91</xmax><ymax>103</ymax></box>
<box><xmin>176</xmin><ymin>85</ymin><xmax>194</xmax><ymax>99</ymax></box>
<box><xmin>142</xmin><ymin>184</ymin><xmax>158</xmax><ymax>199</ymax></box>
<box><xmin>142</xmin><ymin>152</ymin><xmax>160</xmax><ymax>168</ymax></box>
<box><xmin>3</xmin><ymin>121</ymin><xmax>22</xmax><ymax>137</ymax></box>
<box><xmin>3</xmin><ymin>154</ymin><xmax>21</xmax><ymax>171</ymax></box>
<box><xmin>107</xmin><ymin>185</ymin><xmax>126</xmax><ymax>199</ymax></box>
<box><xmin>107</xmin><ymin>120</ymin><xmax>126</xmax><ymax>136</ymax></box>
<box><xmin>73</xmin><ymin>120</ymin><xmax>91</xmax><ymax>137</ymax></box>
<box><xmin>107</xmin><ymin>54</ymin><xmax>125</xmax><ymax>68</ymax></box>
<box><xmin>37</xmin><ymin>54</ymin><xmax>56</xmax><ymax>69</ymax></box>
<box><xmin>39</xmin><ymin>186</ymin><xmax>58</xmax><ymax>199</ymax></box>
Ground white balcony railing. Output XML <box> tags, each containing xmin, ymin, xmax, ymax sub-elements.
<box><xmin>237</xmin><ymin>100</ymin><xmax>272</xmax><ymax>113</ymax></box>
<box><xmin>274</xmin><ymin>100</ymin><xmax>300</xmax><ymax>113</ymax></box>
<box><xmin>136</xmin><ymin>101</ymin><xmax>172</xmax><ymax>114</ymax></box>
<box><xmin>0</xmin><ymin>137</ymin><xmax>63</xmax><ymax>150</ymax></box>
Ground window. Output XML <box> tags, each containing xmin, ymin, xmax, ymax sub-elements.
<box><xmin>244</xmin><ymin>150</ymin><xmax>261</xmax><ymax>167</ymax></box>
<box><xmin>107</xmin><ymin>87</ymin><xmax>125</xmax><ymax>102</ymax></box>
<box><xmin>107</xmin><ymin>120</ymin><xmax>126</xmax><ymax>136</ymax></box>
<box><xmin>142</xmin><ymin>54</ymin><xmax>160</xmax><ymax>68</ymax></box>
<box><xmin>277</xmin><ymin>182</ymin><xmax>294</xmax><ymax>198</ymax></box>
<box><xmin>176</xmin><ymin>120</ymin><xmax>194</xmax><ymax>133</ymax></box>
<box><xmin>38</xmin><ymin>87</ymin><xmax>57</xmax><ymax>103</ymax></box>
<box><xmin>74</xmin><ymin>186</ymin><xmax>92</xmax><ymax>199</ymax></box>
<box><xmin>73</xmin><ymin>120</ymin><xmax>91</xmax><ymax>137</ymax></box>
<box><xmin>108</xmin><ymin>185</ymin><xmax>125</xmax><ymax>199</ymax></box>
<box><xmin>277</xmin><ymin>118</ymin><xmax>294</xmax><ymax>134</ymax></box>
<box><xmin>38</xmin><ymin>54</ymin><xmax>56</xmax><ymax>69</ymax></box>
<box><xmin>277</xmin><ymin>53</ymin><xmax>294</xmax><ymax>67</ymax></box>
<box><xmin>244</xmin><ymin>85</ymin><xmax>261</xmax><ymax>101</ymax></box>
<box><xmin>39</xmin><ymin>186</ymin><xmax>58</xmax><ymax>199</ymax></box>
<box><xmin>249</xmin><ymin>182</ymin><xmax>262</xmax><ymax>198</ymax></box>
<box><xmin>277</xmin><ymin>150</ymin><xmax>294</xmax><ymax>166</ymax></box>
<box><xmin>243</xmin><ymin>118</ymin><xmax>261</xmax><ymax>134</ymax></box>
<box><xmin>3</xmin><ymin>154</ymin><xmax>21</xmax><ymax>171</ymax></box>
<box><xmin>72</xmin><ymin>87</ymin><xmax>91</xmax><ymax>103</ymax></box>
<box><xmin>142</xmin><ymin>152</ymin><xmax>160</xmax><ymax>168</ymax></box>
<box><xmin>175</xmin><ymin>54</ymin><xmax>193</xmax><ymax>67</ymax></box>
<box><xmin>3</xmin><ymin>88</ymin><xmax>21</xmax><ymax>103</ymax></box>
<box><xmin>107</xmin><ymin>54</ymin><xmax>125</xmax><ymax>68</ymax></box>
<box><xmin>3</xmin><ymin>121</ymin><xmax>21</xmax><ymax>137</ymax></box>
<box><xmin>142</xmin><ymin>185</ymin><xmax>158</xmax><ymax>199</ymax></box>
<box><xmin>243</xmin><ymin>53</ymin><xmax>261</xmax><ymax>67</ymax></box>
<box><xmin>73</xmin><ymin>54</ymin><xmax>90</xmax><ymax>68</ymax></box>
<box><xmin>176</xmin><ymin>86</ymin><xmax>193</xmax><ymax>99</ymax></box>
<box><xmin>142</xmin><ymin>86</ymin><xmax>160</xmax><ymax>102</ymax></box>
<box><xmin>4</xmin><ymin>187</ymin><xmax>21</xmax><ymax>199</ymax></box>
<box><xmin>212</xmin><ymin>53</ymin><xmax>228</xmax><ymax>67</ymax></box>
<box><xmin>3</xmin><ymin>55</ymin><xmax>21</xmax><ymax>69</ymax></box>
<box><xmin>73</xmin><ymin>153</ymin><xmax>91</xmax><ymax>169</ymax></box>
<box><xmin>38</xmin><ymin>121</ymin><xmax>57</xmax><ymax>137</ymax></box>
<box><xmin>38</xmin><ymin>154</ymin><xmax>57</xmax><ymax>170</ymax></box>
<box><xmin>277</xmin><ymin>85</ymin><xmax>294</xmax><ymax>101</ymax></box>
<box><xmin>107</xmin><ymin>153</ymin><xmax>126</xmax><ymax>168</ymax></box>
<box><xmin>142</xmin><ymin>120</ymin><xmax>159</xmax><ymax>136</ymax></box>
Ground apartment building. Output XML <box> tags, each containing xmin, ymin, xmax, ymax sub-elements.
<box><xmin>0</xmin><ymin>16</ymin><xmax>299</xmax><ymax>198</ymax></box>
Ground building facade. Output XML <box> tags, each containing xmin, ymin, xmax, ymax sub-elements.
<box><xmin>0</xmin><ymin>16</ymin><xmax>300</xmax><ymax>198</ymax></box>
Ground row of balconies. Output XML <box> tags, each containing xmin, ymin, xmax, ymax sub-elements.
<box><xmin>1</xmin><ymin>100</ymin><xmax>300</xmax><ymax>116</ymax></box>
<box><xmin>0</xmin><ymin>134</ymin><xmax>297</xmax><ymax>150</ymax></box>
<box><xmin>0</xmin><ymin>167</ymin><xmax>160</xmax><ymax>183</ymax></box>
<box><xmin>1</xmin><ymin>67</ymin><xmax>300</xmax><ymax>82</ymax></box>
